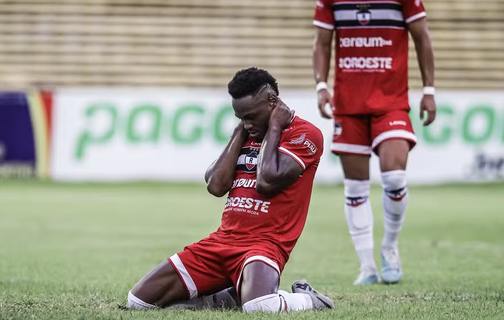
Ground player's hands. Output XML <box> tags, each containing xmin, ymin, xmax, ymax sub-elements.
<box><xmin>270</xmin><ymin>99</ymin><xmax>295</xmax><ymax>129</ymax></box>
<box><xmin>233</xmin><ymin>121</ymin><xmax>249</xmax><ymax>141</ymax></box>
<box><xmin>420</xmin><ymin>95</ymin><xmax>436</xmax><ymax>126</ymax></box>
<box><xmin>317</xmin><ymin>89</ymin><xmax>334</xmax><ymax>119</ymax></box>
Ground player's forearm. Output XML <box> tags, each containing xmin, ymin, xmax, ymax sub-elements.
<box><xmin>256</xmin><ymin>125</ymin><xmax>283</xmax><ymax>196</ymax></box>
<box><xmin>205</xmin><ymin>127</ymin><xmax>245</xmax><ymax>197</ymax></box>
<box><xmin>413</xmin><ymin>33</ymin><xmax>435</xmax><ymax>87</ymax></box>
<box><xmin>313</xmin><ymin>40</ymin><xmax>332</xmax><ymax>84</ymax></box>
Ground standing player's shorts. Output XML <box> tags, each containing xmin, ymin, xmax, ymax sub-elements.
<box><xmin>331</xmin><ymin>110</ymin><xmax>417</xmax><ymax>156</ymax></box>
<box><xmin>167</xmin><ymin>236</ymin><xmax>285</xmax><ymax>299</ymax></box>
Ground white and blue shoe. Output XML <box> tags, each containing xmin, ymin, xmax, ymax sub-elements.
<box><xmin>381</xmin><ymin>248</ymin><xmax>403</xmax><ymax>284</ymax></box>
<box><xmin>353</xmin><ymin>271</ymin><xmax>379</xmax><ymax>285</ymax></box>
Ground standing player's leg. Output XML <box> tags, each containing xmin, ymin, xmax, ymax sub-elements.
<box><xmin>372</xmin><ymin>110</ymin><xmax>417</xmax><ymax>284</ymax></box>
<box><xmin>376</xmin><ymin>140</ymin><xmax>409</xmax><ymax>284</ymax></box>
<box><xmin>240</xmin><ymin>260</ymin><xmax>333</xmax><ymax>312</ymax></box>
<box><xmin>332</xmin><ymin>115</ymin><xmax>378</xmax><ymax>285</ymax></box>
<box><xmin>340</xmin><ymin>155</ymin><xmax>378</xmax><ymax>285</ymax></box>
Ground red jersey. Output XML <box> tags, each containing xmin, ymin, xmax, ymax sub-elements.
<box><xmin>211</xmin><ymin>116</ymin><xmax>323</xmax><ymax>262</ymax></box>
<box><xmin>313</xmin><ymin>0</ymin><xmax>426</xmax><ymax>115</ymax></box>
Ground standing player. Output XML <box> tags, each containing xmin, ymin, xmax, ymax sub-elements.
<box><xmin>312</xmin><ymin>0</ymin><xmax>436</xmax><ymax>284</ymax></box>
<box><xmin>127</xmin><ymin>67</ymin><xmax>334</xmax><ymax>312</ymax></box>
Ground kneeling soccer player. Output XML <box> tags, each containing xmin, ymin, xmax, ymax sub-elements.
<box><xmin>127</xmin><ymin>67</ymin><xmax>334</xmax><ymax>312</ymax></box>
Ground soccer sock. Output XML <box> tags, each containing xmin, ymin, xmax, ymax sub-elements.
<box><xmin>242</xmin><ymin>292</ymin><xmax>313</xmax><ymax>312</ymax></box>
<box><xmin>381</xmin><ymin>170</ymin><xmax>408</xmax><ymax>250</ymax></box>
<box><xmin>344</xmin><ymin>179</ymin><xmax>376</xmax><ymax>273</ymax></box>
<box><xmin>127</xmin><ymin>291</ymin><xmax>156</xmax><ymax>310</ymax></box>
<box><xmin>278</xmin><ymin>290</ymin><xmax>313</xmax><ymax>311</ymax></box>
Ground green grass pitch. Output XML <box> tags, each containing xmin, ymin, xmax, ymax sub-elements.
<box><xmin>1</xmin><ymin>181</ymin><xmax>503</xmax><ymax>319</ymax></box>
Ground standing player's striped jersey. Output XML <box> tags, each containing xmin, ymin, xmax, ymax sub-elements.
<box><xmin>314</xmin><ymin>0</ymin><xmax>426</xmax><ymax>115</ymax></box>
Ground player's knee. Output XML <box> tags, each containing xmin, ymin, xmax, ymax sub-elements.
<box><xmin>127</xmin><ymin>290</ymin><xmax>157</xmax><ymax>310</ymax></box>
<box><xmin>341</xmin><ymin>157</ymin><xmax>370</xmax><ymax>180</ymax></box>
<box><xmin>242</xmin><ymin>294</ymin><xmax>285</xmax><ymax>313</ymax></box>
<box><xmin>379</xmin><ymin>147</ymin><xmax>408</xmax><ymax>172</ymax></box>
<box><xmin>344</xmin><ymin>179</ymin><xmax>370</xmax><ymax>196</ymax></box>
<box><xmin>381</xmin><ymin>170</ymin><xmax>406</xmax><ymax>190</ymax></box>
<box><xmin>381</xmin><ymin>156</ymin><xmax>407</xmax><ymax>172</ymax></box>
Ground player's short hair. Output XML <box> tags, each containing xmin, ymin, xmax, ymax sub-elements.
<box><xmin>228</xmin><ymin>67</ymin><xmax>279</xmax><ymax>100</ymax></box>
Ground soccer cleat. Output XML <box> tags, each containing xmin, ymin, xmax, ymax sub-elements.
<box><xmin>353</xmin><ymin>271</ymin><xmax>379</xmax><ymax>285</ymax></box>
<box><xmin>381</xmin><ymin>248</ymin><xmax>403</xmax><ymax>284</ymax></box>
<box><xmin>291</xmin><ymin>279</ymin><xmax>334</xmax><ymax>310</ymax></box>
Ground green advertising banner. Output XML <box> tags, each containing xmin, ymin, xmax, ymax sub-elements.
<box><xmin>51</xmin><ymin>89</ymin><xmax>504</xmax><ymax>184</ymax></box>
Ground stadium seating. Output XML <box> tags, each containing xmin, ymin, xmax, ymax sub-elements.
<box><xmin>0</xmin><ymin>0</ymin><xmax>502</xmax><ymax>89</ymax></box>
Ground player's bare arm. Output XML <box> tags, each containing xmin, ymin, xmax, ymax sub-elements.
<box><xmin>205</xmin><ymin>122</ymin><xmax>248</xmax><ymax>197</ymax></box>
<box><xmin>313</xmin><ymin>27</ymin><xmax>334</xmax><ymax>119</ymax></box>
<box><xmin>409</xmin><ymin>17</ymin><xmax>436</xmax><ymax>126</ymax></box>
<box><xmin>256</xmin><ymin>100</ymin><xmax>302</xmax><ymax>197</ymax></box>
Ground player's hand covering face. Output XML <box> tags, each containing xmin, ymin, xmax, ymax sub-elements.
<box><xmin>232</xmin><ymin>85</ymin><xmax>277</xmax><ymax>142</ymax></box>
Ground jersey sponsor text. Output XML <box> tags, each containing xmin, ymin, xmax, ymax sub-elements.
<box><xmin>231</xmin><ymin>178</ymin><xmax>257</xmax><ymax>189</ymax></box>
<box><xmin>339</xmin><ymin>57</ymin><xmax>392</xmax><ymax>70</ymax></box>
<box><xmin>340</xmin><ymin>37</ymin><xmax>392</xmax><ymax>48</ymax></box>
<box><xmin>224</xmin><ymin>196</ymin><xmax>271</xmax><ymax>214</ymax></box>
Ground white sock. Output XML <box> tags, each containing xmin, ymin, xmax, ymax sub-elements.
<box><xmin>381</xmin><ymin>170</ymin><xmax>408</xmax><ymax>250</ymax></box>
<box><xmin>344</xmin><ymin>179</ymin><xmax>376</xmax><ymax>273</ymax></box>
<box><xmin>357</xmin><ymin>249</ymin><xmax>376</xmax><ymax>274</ymax></box>
<box><xmin>242</xmin><ymin>292</ymin><xmax>313</xmax><ymax>312</ymax></box>
<box><xmin>127</xmin><ymin>291</ymin><xmax>157</xmax><ymax>310</ymax></box>
<box><xmin>278</xmin><ymin>290</ymin><xmax>313</xmax><ymax>311</ymax></box>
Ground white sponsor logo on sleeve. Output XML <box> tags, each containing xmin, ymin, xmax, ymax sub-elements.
<box><xmin>304</xmin><ymin>139</ymin><xmax>318</xmax><ymax>155</ymax></box>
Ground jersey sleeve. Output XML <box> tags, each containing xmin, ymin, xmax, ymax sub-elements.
<box><xmin>402</xmin><ymin>0</ymin><xmax>426</xmax><ymax>24</ymax></box>
<box><xmin>313</xmin><ymin>0</ymin><xmax>334</xmax><ymax>30</ymax></box>
<box><xmin>278</xmin><ymin>123</ymin><xmax>324</xmax><ymax>171</ymax></box>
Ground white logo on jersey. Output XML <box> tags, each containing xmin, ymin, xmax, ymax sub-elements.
<box><xmin>339</xmin><ymin>57</ymin><xmax>392</xmax><ymax>70</ymax></box>
<box><xmin>340</xmin><ymin>37</ymin><xmax>392</xmax><ymax>48</ymax></box>
<box><xmin>231</xmin><ymin>178</ymin><xmax>257</xmax><ymax>189</ymax></box>
<box><xmin>356</xmin><ymin>9</ymin><xmax>371</xmax><ymax>25</ymax></box>
<box><xmin>225</xmin><ymin>197</ymin><xmax>270</xmax><ymax>213</ymax></box>
<box><xmin>290</xmin><ymin>133</ymin><xmax>306</xmax><ymax>145</ymax></box>
<box><xmin>245</xmin><ymin>152</ymin><xmax>258</xmax><ymax>170</ymax></box>
<box><xmin>304</xmin><ymin>140</ymin><xmax>317</xmax><ymax>155</ymax></box>
<box><xmin>389</xmin><ymin>120</ymin><xmax>407</xmax><ymax>126</ymax></box>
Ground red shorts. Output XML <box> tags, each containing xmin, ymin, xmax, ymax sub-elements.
<box><xmin>167</xmin><ymin>236</ymin><xmax>285</xmax><ymax>299</ymax></box>
<box><xmin>331</xmin><ymin>110</ymin><xmax>417</xmax><ymax>156</ymax></box>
